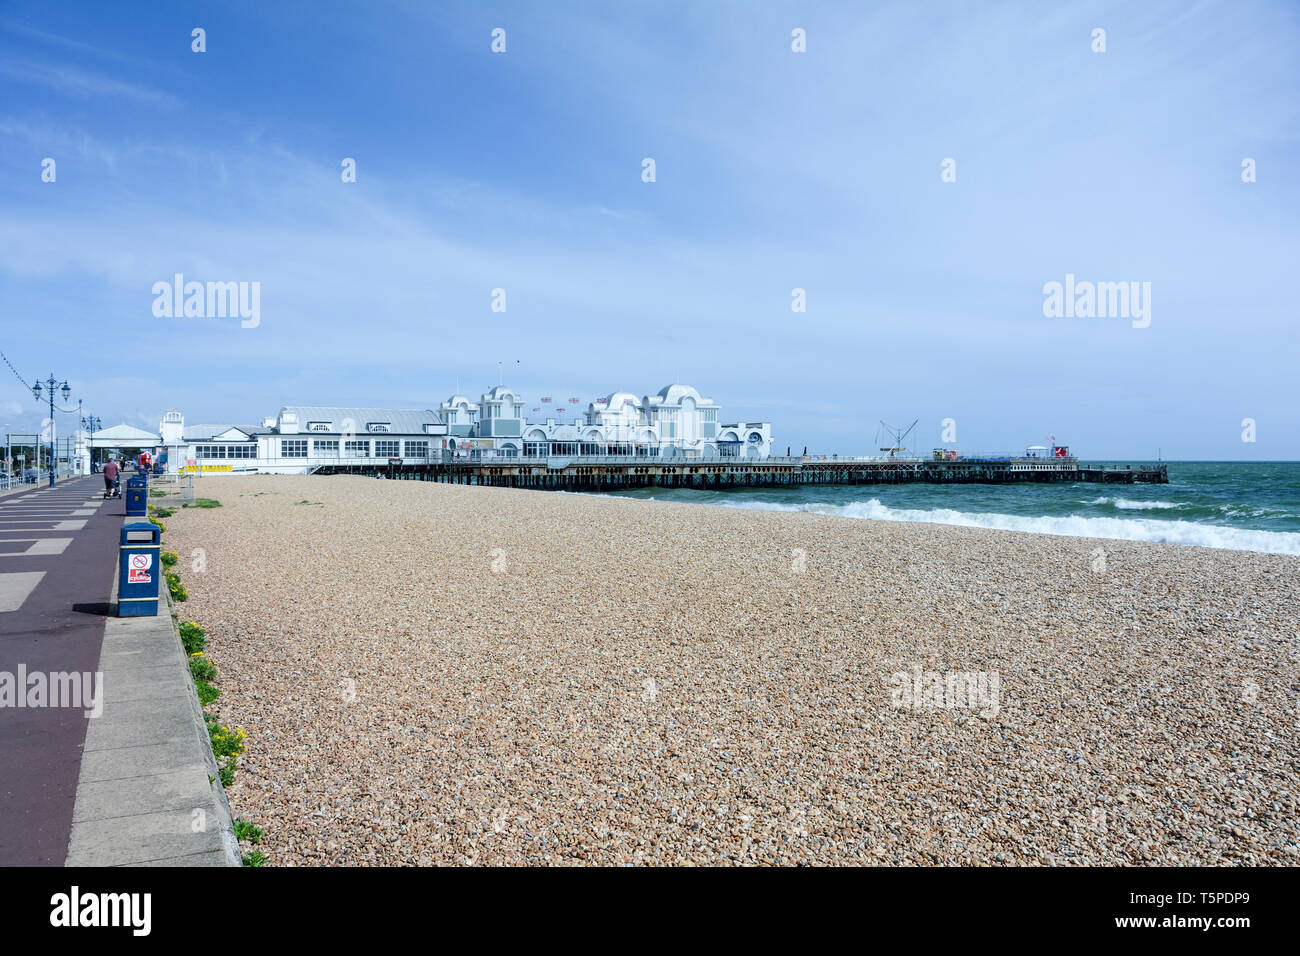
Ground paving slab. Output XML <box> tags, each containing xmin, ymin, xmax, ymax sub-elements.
<box><xmin>77</xmin><ymin>740</ymin><xmax>210</xmax><ymax>784</ymax></box>
<box><xmin>123</xmin><ymin>848</ymin><xmax>233</xmax><ymax>867</ymax></box>
<box><xmin>66</xmin><ymin>564</ymin><xmax>240</xmax><ymax>867</ymax></box>
<box><xmin>79</xmin><ymin>694</ymin><xmax>200</xmax><ymax>751</ymax></box>
<box><xmin>99</xmin><ymin>664</ymin><xmax>190</xmax><ymax>705</ymax></box>
<box><xmin>71</xmin><ymin>765</ymin><xmax>218</xmax><ymax>823</ymax></box>
<box><xmin>64</xmin><ymin>808</ymin><xmax>229</xmax><ymax>865</ymax></box>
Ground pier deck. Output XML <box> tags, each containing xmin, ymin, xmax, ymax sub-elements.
<box><xmin>315</xmin><ymin>456</ymin><xmax>1169</xmax><ymax>491</ymax></box>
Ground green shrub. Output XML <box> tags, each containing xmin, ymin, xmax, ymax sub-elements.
<box><xmin>194</xmin><ymin>679</ymin><xmax>220</xmax><ymax>706</ymax></box>
<box><xmin>204</xmin><ymin>715</ymin><xmax>247</xmax><ymax>759</ymax></box>
<box><xmin>189</xmin><ymin>652</ymin><xmax>218</xmax><ymax>682</ymax></box>
<box><xmin>161</xmin><ymin>549</ymin><xmax>178</xmax><ymax>568</ymax></box>
<box><xmin>153</xmin><ymin>507</ymin><xmax>176</xmax><ymax>518</ymax></box>
<box><xmin>234</xmin><ymin>820</ymin><xmax>264</xmax><ymax>845</ymax></box>
<box><xmin>242</xmin><ymin>850</ymin><xmax>268</xmax><ymax>867</ymax></box>
<box><xmin>149</xmin><ymin>516</ymin><xmax>167</xmax><ymax>533</ymax></box>
<box><xmin>204</xmin><ymin>715</ymin><xmax>245</xmax><ymax>788</ymax></box>
<box><xmin>187</xmin><ymin>498</ymin><xmax>221</xmax><ymax>508</ymax></box>
<box><xmin>178</xmin><ymin>620</ymin><xmax>206</xmax><ymax>654</ymax></box>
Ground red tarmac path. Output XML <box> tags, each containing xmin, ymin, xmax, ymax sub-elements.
<box><xmin>0</xmin><ymin>476</ymin><xmax>120</xmax><ymax>865</ymax></box>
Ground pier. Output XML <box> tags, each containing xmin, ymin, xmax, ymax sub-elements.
<box><xmin>314</xmin><ymin>456</ymin><xmax>1169</xmax><ymax>491</ymax></box>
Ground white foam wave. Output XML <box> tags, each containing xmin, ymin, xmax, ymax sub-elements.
<box><xmin>721</xmin><ymin>498</ymin><xmax>1300</xmax><ymax>555</ymax></box>
<box><xmin>1087</xmin><ymin>496</ymin><xmax>1184</xmax><ymax>510</ymax></box>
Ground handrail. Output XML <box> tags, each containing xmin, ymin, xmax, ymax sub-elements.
<box><xmin>162</xmin><ymin>453</ymin><xmax>1163</xmax><ymax>474</ymax></box>
<box><xmin>440</xmin><ymin>454</ymin><xmax>1099</xmax><ymax>468</ymax></box>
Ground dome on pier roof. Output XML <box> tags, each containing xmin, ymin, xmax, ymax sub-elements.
<box><xmin>599</xmin><ymin>391</ymin><xmax>641</xmax><ymax>409</ymax></box>
<box><xmin>650</xmin><ymin>384</ymin><xmax>711</xmax><ymax>406</ymax></box>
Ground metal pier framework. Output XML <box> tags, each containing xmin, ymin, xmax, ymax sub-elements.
<box><xmin>315</xmin><ymin>456</ymin><xmax>1169</xmax><ymax>491</ymax></box>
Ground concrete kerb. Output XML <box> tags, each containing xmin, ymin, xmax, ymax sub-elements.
<box><xmin>166</xmin><ymin>583</ymin><xmax>243</xmax><ymax>868</ymax></box>
<box><xmin>65</xmin><ymin>539</ymin><xmax>241</xmax><ymax>867</ymax></box>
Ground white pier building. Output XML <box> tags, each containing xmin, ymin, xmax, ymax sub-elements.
<box><xmin>126</xmin><ymin>383</ymin><xmax>772</xmax><ymax>475</ymax></box>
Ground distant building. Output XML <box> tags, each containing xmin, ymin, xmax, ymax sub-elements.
<box><xmin>77</xmin><ymin>422</ymin><xmax>168</xmax><ymax>473</ymax></box>
<box><xmin>504</xmin><ymin>383</ymin><xmax>771</xmax><ymax>460</ymax></box>
<box><xmin>156</xmin><ymin>406</ymin><xmax>446</xmax><ymax>475</ymax></box>
<box><xmin>146</xmin><ymin>382</ymin><xmax>772</xmax><ymax>475</ymax></box>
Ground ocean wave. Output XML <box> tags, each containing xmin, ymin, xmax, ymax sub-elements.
<box><xmin>1219</xmin><ymin>504</ymin><xmax>1295</xmax><ymax>519</ymax></box>
<box><xmin>1086</xmin><ymin>496</ymin><xmax>1184</xmax><ymax>510</ymax></box>
<box><xmin>720</xmin><ymin>498</ymin><xmax>1300</xmax><ymax>555</ymax></box>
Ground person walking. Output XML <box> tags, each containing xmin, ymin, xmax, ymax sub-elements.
<box><xmin>102</xmin><ymin>457</ymin><xmax>119</xmax><ymax>497</ymax></box>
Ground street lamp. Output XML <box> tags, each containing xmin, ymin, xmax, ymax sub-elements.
<box><xmin>32</xmin><ymin>373</ymin><xmax>71</xmax><ymax>487</ymax></box>
<box><xmin>82</xmin><ymin>413</ymin><xmax>102</xmax><ymax>473</ymax></box>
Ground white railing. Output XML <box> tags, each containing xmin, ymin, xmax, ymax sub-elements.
<box><xmin>306</xmin><ymin>455</ymin><xmax>441</xmax><ymax>466</ymax></box>
<box><xmin>531</xmin><ymin>455</ymin><xmax>796</xmax><ymax>467</ymax></box>
<box><xmin>178</xmin><ymin>454</ymin><xmax>446</xmax><ymax>473</ymax></box>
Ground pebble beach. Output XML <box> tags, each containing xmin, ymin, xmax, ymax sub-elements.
<box><xmin>164</xmin><ymin>475</ymin><xmax>1299</xmax><ymax>866</ymax></box>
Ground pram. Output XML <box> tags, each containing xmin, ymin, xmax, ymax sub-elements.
<box><xmin>103</xmin><ymin>473</ymin><xmax>121</xmax><ymax>499</ymax></box>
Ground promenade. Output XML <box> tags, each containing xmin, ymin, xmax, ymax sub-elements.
<box><xmin>0</xmin><ymin>475</ymin><xmax>238</xmax><ymax>866</ymax></box>
<box><xmin>0</xmin><ymin>477</ymin><xmax>116</xmax><ymax>864</ymax></box>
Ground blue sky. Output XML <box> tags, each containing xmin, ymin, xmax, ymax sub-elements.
<box><xmin>0</xmin><ymin>0</ymin><xmax>1296</xmax><ymax>458</ymax></box>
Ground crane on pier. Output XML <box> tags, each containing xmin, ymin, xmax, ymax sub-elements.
<box><xmin>876</xmin><ymin>419</ymin><xmax>918</xmax><ymax>459</ymax></box>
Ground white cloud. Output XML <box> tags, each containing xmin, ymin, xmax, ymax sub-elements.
<box><xmin>0</xmin><ymin>57</ymin><xmax>179</xmax><ymax>108</ymax></box>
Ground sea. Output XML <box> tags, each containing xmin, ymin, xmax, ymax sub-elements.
<box><xmin>604</xmin><ymin>462</ymin><xmax>1300</xmax><ymax>556</ymax></box>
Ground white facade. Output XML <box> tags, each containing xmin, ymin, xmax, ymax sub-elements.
<box><xmin>437</xmin><ymin>395</ymin><xmax>479</xmax><ymax>437</ymax></box>
<box><xmin>147</xmin><ymin>382</ymin><xmax>773</xmax><ymax>475</ymax></box>
<box><xmin>80</xmin><ymin>422</ymin><xmax>165</xmax><ymax>473</ymax></box>
<box><xmin>717</xmin><ymin>422</ymin><xmax>775</xmax><ymax>459</ymax></box>
<box><xmin>152</xmin><ymin>407</ymin><xmax>448</xmax><ymax>476</ymax></box>
<box><xmin>512</xmin><ymin>383</ymin><xmax>772</xmax><ymax>459</ymax></box>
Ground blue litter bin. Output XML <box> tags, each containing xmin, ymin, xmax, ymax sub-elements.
<box><xmin>125</xmin><ymin>476</ymin><xmax>148</xmax><ymax>516</ymax></box>
<box><xmin>119</xmin><ymin>522</ymin><xmax>161</xmax><ymax>617</ymax></box>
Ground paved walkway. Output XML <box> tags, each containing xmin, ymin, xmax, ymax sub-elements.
<box><xmin>65</xmin><ymin>566</ymin><xmax>241</xmax><ymax>866</ymax></box>
<box><xmin>0</xmin><ymin>476</ymin><xmax>238</xmax><ymax>866</ymax></box>
<box><xmin>0</xmin><ymin>477</ymin><xmax>118</xmax><ymax>864</ymax></box>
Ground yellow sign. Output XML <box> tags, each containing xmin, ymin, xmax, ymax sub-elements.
<box><xmin>181</xmin><ymin>464</ymin><xmax>232</xmax><ymax>474</ymax></box>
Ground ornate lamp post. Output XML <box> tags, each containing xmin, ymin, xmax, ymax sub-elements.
<box><xmin>82</xmin><ymin>413</ymin><xmax>102</xmax><ymax>473</ymax></box>
<box><xmin>32</xmin><ymin>374</ymin><xmax>71</xmax><ymax>487</ymax></box>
